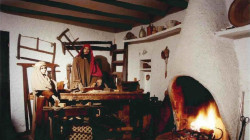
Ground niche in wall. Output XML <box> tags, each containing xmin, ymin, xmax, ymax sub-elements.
<box><xmin>140</xmin><ymin>59</ymin><xmax>151</xmax><ymax>93</ymax></box>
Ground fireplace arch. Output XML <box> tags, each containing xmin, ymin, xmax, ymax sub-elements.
<box><xmin>168</xmin><ymin>76</ymin><xmax>229</xmax><ymax>139</ymax></box>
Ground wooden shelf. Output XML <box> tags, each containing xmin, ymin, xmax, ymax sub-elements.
<box><xmin>141</xmin><ymin>59</ymin><xmax>151</xmax><ymax>62</ymax></box>
<box><xmin>124</xmin><ymin>24</ymin><xmax>182</xmax><ymax>44</ymax></box>
<box><xmin>140</xmin><ymin>69</ymin><xmax>151</xmax><ymax>72</ymax></box>
<box><xmin>140</xmin><ymin>59</ymin><xmax>151</xmax><ymax>72</ymax></box>
<box><xmin>215</xmin><ymin>25</ymin><xmax>250</xmax><ymax>39</ymax></box>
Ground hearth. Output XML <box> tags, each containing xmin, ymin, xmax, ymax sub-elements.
<box><xmin>168</xmin><ymin>76</ymin><xmax>229</xmax><ymax>140</ymax></box>
<box><xmin>157</xmin><ymin>128</ymin><xmax>223</xmax><ymax>140</ymax></box>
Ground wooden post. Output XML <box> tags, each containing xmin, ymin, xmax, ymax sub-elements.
<box><xmin>123</xmin><ymin>43</ymin><xmax>128</xmax><ymax>81</ymax></box>
<box><xmin>16</xmin><ymin>34</ymin><xmax>21</xmax><ymax>59</ymax></box>
<box><xmin>36</xmin><ymin>37</ymin><xmax>39</xmax><ymax>50</ymax></box>
<box><xmin>20</xmin><ymin>65</ymin><xmax>32</xmax><ymax>132</ymax></box>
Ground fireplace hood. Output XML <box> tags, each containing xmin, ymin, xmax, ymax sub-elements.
<box><xmin>167</xmin><ymin>0</ymin><xmax>241</xmax><ymax>139</ymax></box>
<box><xmin>169</xmin><ymin>76</ymin><xmax>228</xmax><ymax>139</ymax></box>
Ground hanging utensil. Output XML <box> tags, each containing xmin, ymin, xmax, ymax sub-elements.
<box><xmin>239</xmin><ymin>116</ymin><xmax>249</xmax><ymax>140</ymax></box>
<box><xmin>238</xmin><ymin>91</ymin><xmax>249</xmax><ymax>140</ymax></box>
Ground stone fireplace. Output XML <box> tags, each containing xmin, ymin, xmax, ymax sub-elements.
<box><xmin>167</xmin><ymin>0</ymin><xmax>241</xmax><ymax>139</ymax></box>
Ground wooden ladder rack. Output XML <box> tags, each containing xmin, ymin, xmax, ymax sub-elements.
<box><xmin>111</xmin><ymin>43</ymin><xmax>128</xmax><ymax>82</ymax></box>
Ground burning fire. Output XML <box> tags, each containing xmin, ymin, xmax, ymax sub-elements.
<box><xmin>190</xmin><ymin>103</ymin><xmax>217</xmax><ymax>132</ymax></box>
<box><xmin>186</xmin><ymin>102</ymin><xmax>228</xmax><ymax>139</ymax></box>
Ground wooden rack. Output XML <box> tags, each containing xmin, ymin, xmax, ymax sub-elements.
<box><xmin>17</xmin><ymin>34</ymin><xmax>56</xmax><ymax>63</ymax></box>
<box><xmin>57</xmin><ymin>28</ymin><xmax>115</xmax><ymax>57</ymax></box>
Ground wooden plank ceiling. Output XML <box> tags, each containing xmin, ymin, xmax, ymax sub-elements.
<box><xmin>0</xmin><ymin>0</ymin><xmax>188</xmax><ymax>33</ymax></box>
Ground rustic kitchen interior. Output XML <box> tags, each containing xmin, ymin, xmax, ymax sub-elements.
<box><xmin>0</xmin><ymin>0</ymin><xmax>249</xmax><ymax>140</ymax></box>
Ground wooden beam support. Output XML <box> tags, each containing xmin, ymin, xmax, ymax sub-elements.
<box><xmin>51</xmin><ymin>0</ymin><xmax>149</xmax><ymax>19</ymax></box>
<box><xmin>65</xmin><ymin>45</ymin><xmax>111</xmax><ymax>51</ymax></box>
<box><xmin>22</xmin><ymin>0</ymin><xmax>150</xmax><ymax>24</ymax></box>
<box><xmin>0</xmin><ymin>4</ymin><xmax>132</xmax><ymax>30</ymax></box>
<box><xmin>64</xmin><ymin>41</ymin><xmax>113</xmax><ymax>46</ymax></box>
<box><xmin>158</xmin><ymin>0</ymin><xmax>188</xmax><ymax>9</ymax></box>
<box><xmin>118</xmin><ymin>0</ymin><xmax>168</xmax><ymax>11</ymax></box>
<box><xmin>92</xmin><ymin>0</ymin><xmax>166</xmax><ymax>16</ymax></box>
<box><xmin>0</xmin><ymin>0</ymin><xmax>187</xmax><ymax>32</ymax></box>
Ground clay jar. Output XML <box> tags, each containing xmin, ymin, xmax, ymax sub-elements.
<box><xmin>157</xmin><ymin>26</ymin><xmax>164</xmax><ymax>32</ymax></box>
<box><xmin>152</xmin><ymin>26</ymin><xmax>157</xmax><ymax>34</ymax></box>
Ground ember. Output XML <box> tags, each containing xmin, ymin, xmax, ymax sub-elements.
<box><xmin>173</xmin><ymin>129</ymin><xmax>222</xmax><ymax>140</ymax></box>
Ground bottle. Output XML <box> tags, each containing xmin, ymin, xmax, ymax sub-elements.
<box><xmin>139</xmin><ymin>26</ymin><xmax>146</xmax><ymax>38</ymax></box>
<box><xmin>152</xmin><ymin>24</ymin><xmax>157</xmax><ymax>34</ymax></box>
<box><xmin>147</xmin><ymin>24</ymin><xmax>152</xmax><ymax>36</ymax></box>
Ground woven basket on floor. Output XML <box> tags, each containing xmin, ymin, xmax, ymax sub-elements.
<box><xmin>68</xmin><ymin>125</ymin><xmax>93</xmax><ymax>140</ymax></box>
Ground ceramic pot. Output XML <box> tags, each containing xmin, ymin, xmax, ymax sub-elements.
<box><xmin>157</xmin><ymin>26</ymin><xmax>164</xmax><ymax>32</ymax></box>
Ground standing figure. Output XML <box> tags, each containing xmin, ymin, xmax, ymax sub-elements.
<box><xmin>161</xmin><ymin>46</ymin><xmax>170</xmax><ymax>78</ymax></box>
<box><xmin>70</xmin><ymin>44</ymin><xmax>103</xmax><ymax>90</ymax></box>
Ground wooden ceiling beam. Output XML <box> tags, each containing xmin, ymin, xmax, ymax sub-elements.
<box><xmin>0</xmin><ymin>4</ymin><xmax>132</xmax><ymax>30</ymax></box>
<box><xmin>0</xmin><ymin>9</ymin><xmax>125</xmax><ymax>32</ymax></box>
<box><xmin>0</xmin><ymin>0</ymin><xmax>188</xmax><ymax>32</ymax></box>
<box><xmin>117</xmin><ymin>0</ymin><xmax>169</xmax><ymax>11</ymax></box>
<box><xmin>158</xmin><ymin>0</ymin><xmax>188</xmax><ymax>9</ymax></box>
<box><xmin>3</xmin><ymin>0</ymin><xmax>139</xmax><ymax>26</ymax></box>
<box><xmin>51</xmin><ymin>0</ymin><xmax>150</xmax><ymax>21</ymax></box>
<box><xmin>92</xmin><ymin>0</ymin><xmax>167</xmax><ymax>16</ymax></box>
<box><xmin>2</xmin><ymin>10</ymin><xmax>121</xmax><ymax>32</ymax></box>
<box><xmin>21</xmin><ymin>0</ymin><xmax>150</xmax><ymax>24</ymax></box>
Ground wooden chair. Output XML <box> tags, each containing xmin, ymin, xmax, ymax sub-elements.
<box><xmin>17</xmin><ymin>63</ymin><xmax>59</xmax><ymax>135</ymax></box>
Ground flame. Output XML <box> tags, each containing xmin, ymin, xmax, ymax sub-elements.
<box><xmin>190</xmin><ymin>103</ymin><xmax>217</xmax><ymax>132</ymax></box>
<box><xmin>188</xmin><ymin>102</ymin><xmax>228</xmax><ymax>139</ymax></box>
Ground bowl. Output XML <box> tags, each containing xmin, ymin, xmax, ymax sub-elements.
<box><xmin>166</xmin><ymin>20</ymin><xmax>177</xmax><ymax>28</ymax></box>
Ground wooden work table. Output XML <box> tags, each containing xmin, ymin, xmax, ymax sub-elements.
<box><xmin>42</xmin><ymin>89</ymin><xmax>148</xmax><ymax>139</ymax></box>
<box><xmin>60</xmin><ymin>89</ymin><xmax>145</xmax><ymax>101</ymax></box>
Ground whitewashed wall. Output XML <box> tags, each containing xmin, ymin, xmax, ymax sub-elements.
<box><xmin>127</xmin><ymin>35</ymin><xmax>181</xmax><ymax>100</ymax></box>
<box><xmin>167</xmin><ymin>0</ymin><xmax>245</xmax><ymax>139</ymax></box>
<box><xmin>114</xmin><ymin>0</ymin><xmax>249</xmax><ymax>139</ymax></box>
<box><xmin>1</xmin><ymin>0</ymin><xmax>249</xmax><ymax>139</ymax></box>
<box><xmin>115</xmin><ymin>10</ymin><xmax>186</xmax><ymax>100</ymax></box>
<box><xmin>234</xmin><ymin>38</ymin><xmax>250</xmax><ymax>140</ymax></box>
<box><xmin>0</xmin><ymin>12</ymin><xmax>114</xmax><ymax>132</ymax></box>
